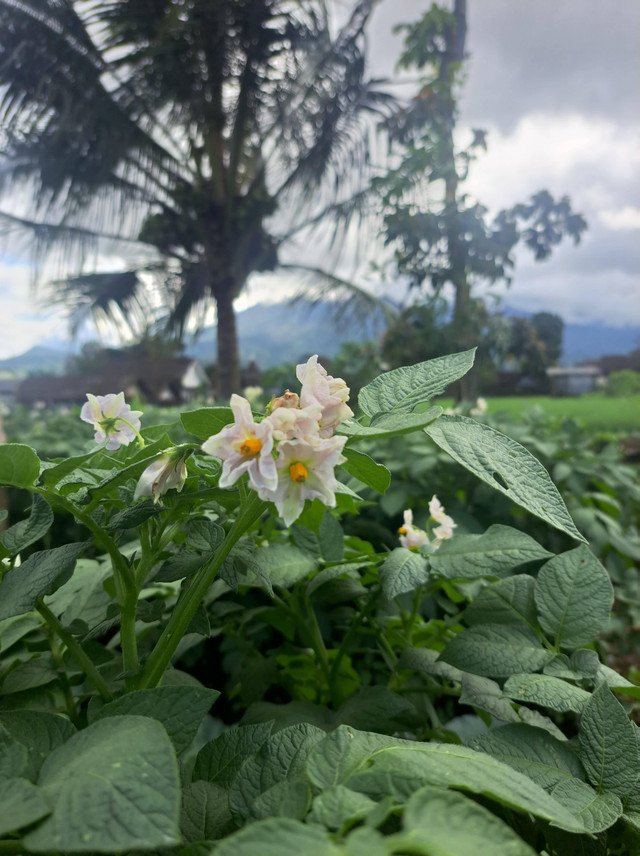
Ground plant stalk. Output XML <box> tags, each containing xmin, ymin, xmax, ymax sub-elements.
<box><xmin>138</xmin><ymin>493</ymin><xmax>267</xmax><ymax>689</ymax></box>
<box><xmin>37</xmin><ymin>601</ymin><xmax>113</xmax><ymax>701</ymax></box>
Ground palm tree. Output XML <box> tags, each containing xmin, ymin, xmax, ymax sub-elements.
<box><xmin>0</xmin><ymin>0</ymin><xmax>393</xmax><ymax>396</ymax></box>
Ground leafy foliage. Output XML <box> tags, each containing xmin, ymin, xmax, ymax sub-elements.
<box><xmin>0</xmin><ymin>349</ymin><xmax>638</xmax><ymax>855</ymax></box>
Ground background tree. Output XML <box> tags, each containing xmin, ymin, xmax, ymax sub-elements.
<box><xmin>373</xmin><ymin>0</ymin><xmax>587</xmax><ymax>398</ymax></box>
<box><xmin>531</xmin><ymin>311</ymin><xmax>564</xmax><ymax>365</ymax></box>
<box><xmin>0</xmin><ymin>0</ymin><xmax>392</xmax><ymax>396</ymax></box>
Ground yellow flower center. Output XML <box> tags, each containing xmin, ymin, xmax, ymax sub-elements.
<box><xmin>398</xmin><ymin>526</ymin><xmax>407</xmax><ymax>534</ymax></box>
<box><xmin>289</xmin><ymin>462</ymin><xmax>308</xmax><ymax>483</ymax></box>
<box><xmin>239</xmin><ymin>436</ymin><xmax>262</xmax><ymax>457</ymax></box>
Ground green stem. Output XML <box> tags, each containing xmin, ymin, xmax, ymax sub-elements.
<box><xmin>36</xmin><ymin>489</ymin><xmax>135</xmax><ymax>598</ymax></box>
<box><xmin>120</xmin><ymin>593</ymin><xmax>140</xmax><ymax>690</ymax></box>
<box><xmin>302</xmin><ymin>593</ymin><xmax>332</xmax><ymax>696</ymax></box>
<box><xmin>45</xmin><ymin>622</ymin><xmax>80</xmax><ymax>726</ymax></box>
<box><xmin>37</xmin><ymin>601</ymin><xmax>113</xmax><ymax>701</ymax></box>
<box><xmin>138</xmin><ymin>493</ymin><xmax>267</xmax><ymax>689</ymax></box>
<box><xmin>116</xmin><ymin>417</ymin><xmax>146</xmax><ymax>448</ymax></box>
<box><xmin>329</xmin><ymin>588</ymin><xmax>379</xmax><ymax>704</ymax></box>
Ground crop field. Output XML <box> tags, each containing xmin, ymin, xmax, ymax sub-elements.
<box><xmin>439</xmin><ymin>394</ymin><xmax>640</xmax><ymax>431</ymax></box>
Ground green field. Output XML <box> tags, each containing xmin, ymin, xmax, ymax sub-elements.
<box><xmin>439</xmin><ymin>394</ymin><xmax>640</xmax><ymax>431</ymax></box>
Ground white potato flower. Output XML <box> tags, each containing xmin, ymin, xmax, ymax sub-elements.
<box><xmin>80</xmin><ymin>392</ymin><xmax>143</xmax><ymax>450</ymax></box>
<box><xmin>202</xmin><ymin>394</ymin><xmax>277</xmax><ymax>492</ymax></box>
<box><xmin>398</xmin><ymin>508</ymin><xmax>429</xmax><ymax>551</ymax></box>
<box><xmin>296</xmin><ymin>355</ymin><xmax>354</xmax><ymax>437</ymax></box>
<box><xmin>256</xmin><ymin>435</ymin><xmax>347</xmax><ymax>526</ymax></box>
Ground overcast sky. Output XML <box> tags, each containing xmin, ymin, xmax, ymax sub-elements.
<box><xmin>0</xmin><ymin>0</ymin><xmax>638</xmax><ymax>359</ymax></box>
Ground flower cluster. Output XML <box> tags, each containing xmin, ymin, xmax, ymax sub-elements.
<box><xmin>81</xmin><ymin>392</ymin><xmax>143</xmax><ymax>450</ymax></box>
<box><xmin>398</xmin><ymin>494</ymin><xmax>456</xmax><ymax>551</ymax></box>
<box><xmin>202</xmin><ymin>355</ymin><xmax>353</xmax><ymax>525</ymax></box>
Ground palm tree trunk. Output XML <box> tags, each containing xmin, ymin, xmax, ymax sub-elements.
<box><xmin>0</xmin><ymin>412</ymin><xmax>7</xmax><ymax>532</ymax></box>
<box><xmin>442</xmin><ymin>0</ymin><xmax>474</xmax><ymax>401</ymax></box>
<box><xmin>216</xmin><ymin>286</ymin><xmax>241</xmax><ymax>400</ymax></box>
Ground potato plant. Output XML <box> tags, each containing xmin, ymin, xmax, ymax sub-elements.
<box><xmin>0</xmin><ymin>349</ymin><xmax>639</xmax><ymax>856</ymax></box>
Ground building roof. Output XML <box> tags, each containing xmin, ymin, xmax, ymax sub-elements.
<box><xmin>546</xmin><ymin>366</ymin><xmax>602</xmax><ymax>377</ymax></box>
<box><xmin>17</xmin><ymin>358</ymin><xmax>210</xmax><ymax>405</ymax></box>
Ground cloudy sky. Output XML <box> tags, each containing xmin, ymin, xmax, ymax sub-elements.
<box><xmin>0</xmin><ymin>0</ymin><xmax>638</xmax><ymax>359</ymax></box>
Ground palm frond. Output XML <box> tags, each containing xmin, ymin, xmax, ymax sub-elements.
<box><xmin>279</xmin><ymin>262</ymin><xmax>397</xmax><ymax>335</ymax></box>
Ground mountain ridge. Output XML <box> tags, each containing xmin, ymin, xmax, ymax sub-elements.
<box><xmin>1</xmin><ymin>301</ymin><xmax>638</xmax><ymax>375</ymax></box>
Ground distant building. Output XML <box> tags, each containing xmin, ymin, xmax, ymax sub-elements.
<box><xmin>16</xmin><ymin>358</ymin><xmax>211</xmax><ymax>407</ymax></box>
<box><xmin>0</xmin><ymin>377</ymin><xmax>17</xmax><ymax>408</ymax></box>
<box><xmin>579</xmin><ymin>349</ymin><xmax>640</xmax><ymax>376</ymax></box>
<box><xmin>546</xmin><ymin>366</ymin><xmax>602</xmax><ymax>397</ymax></box>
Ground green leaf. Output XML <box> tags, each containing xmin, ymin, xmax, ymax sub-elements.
<box><xmin>378</xmin><ymin>547</ymin><xmax>430</xmax><ymax>600</ymax></box>
<box><xmin>337</xmin><ymin>686</ymin><xmax>413</xmax><ymax>733</ymax></box>
<box><xmin>517</xmin><ymin>708</ymin><xmax>567</xmax><ymax>742</ymax></box>
<box><xmin>343</xmin><ymin>827</ymin><xmax>388</xmax><ymax>856</ymax></box>
<box><xmin>309</xmin><ymin>785</ymin><xmax>376</xmax><ymax>830</ymax></box>
<box><xmin>291</xmin><ymin>525</ymin><xmax>321</xmax><ymax>558</ymax></box>
<box><xmin>0</xmin><ymin>444</ymin><xmax>40</xmax><ymax>487</ymax></box>
<box><xmin>338</xmin><ymin>406</ymin><xmax>442</xmax><ymax>439</ymax></box>
<box><xmin>23</xmin><ymin>716</ymin><xmax>181</xmax><ymax>853</ymax></box>
<box><xmin>503</xmin><ymin>673</ymin><xmax>591</xmax><ymax>714</ymax></box>
<box><xmin>92</xmin><ymin>687</ymin><xmax>220</xmax><ymax>755</ymax></box>
<box><xmin>544</xmin><ymin>650</ymin><xmax>601</xmax><ymax>682</ymax></box>
<box><xmin>579</xmin><ymin>683</ymin><xmax>639</xmax><ymax>798</ymax></box>
<box><xmin>318</xmin><ymin>511</ymin><xmax>345</xmax><ymax>562</ymax></box>
<box><xmin>341</xmin><ymin>448</ymin><xmax>391</xmax><ymax>494</ymax></box>
<box><xmin>0</xmin><ymin>612</ymin><xmax>41</xmax><ymax>654</ymax></box>
<box><xmin>182</xmin><ymin>407</ymin><xmax>235</xmax><ymax>441</ymax></box>
<box><xmin>229</xmin><ymin>723</ymin><xmax>325</xmax><ymax>822</ymax></box>
<box><xmin>40</xmin><ymin>449</ymin><xmax>102</xmax><ymax>488</ymax></box>
<box><xmin>107</xmin><ymin>500</ymin><xmax>160</xmax><ymax>530</ymax></box>
<box><xmin>180</xmin><ymin>781</ymin><xmax>234</xmax><ymax>843</ymax></box>
<box><xmin>0</xmin><ymin>711</ymin><xmax>76</xmax><ymax>782</ymax></box>
<box><xmin>306</xmin><ymin>726</ymin><xmax>411</xmax><ymax>791</ymax></box>
<box><xmin>0</xmin><ymin>777</ymin><xmax>50</xmax><ymax>836</ymax></box>
<box><xmin>212</xmin><ymin>817</ymin><xmax>341</xmax><ymax>856</ymax></box>
<box><xmin>359</xmin><ymin>349</ymin><xmax>476</xmax><ymax>416</ymax></box>
<box><xmin>346</xmin><ymin>741</ymin><xmax>586</xmax><ymax>832</ymax></box>
<box><xmin>464</xmin><ymin>576</ymin><xmax>538</xmax><ymax>631</ymax></box>
<box><xmin>534</xmin><ymin>545</ymin><xmax>614</xmax><ymax>648</ymax></box>
<box><xmin>425</xmin><ymin>415</ymin><xmax>585</xmax><ymax>542</ymax></box>
<box><xmin>0</xmin><ymin>542</ymin><xmax>87</xmax><ymax>620</ymax></box>
<box><xmin>439</xmin><ymin>624</ymin><xmax>554</xmax><ymax>678</ymax></box>
<box><xmin>469</xmin><ymin>723</ymin><xmax>585</xmax><ymax>789</ymax></box>
<box><xmin>187</xmin><ymin>518</ymin><xmax>225</xmax><ymax>553</ymax></box>
<box><xmin>245</xmin><ymin>543</ymin><xmax>317</xmax><ymax>590</ymax></box>
<box><xmin>44</xmin><ymin>558</ymin><xmax>111</xmax><ymax>629</ymax></box>
<box><xmin>2</xmin><ymin>657</ymin><xmax>58</xmax><ymax>694</ymax></box>
<box><xmin>193</xmin><ymin>722</ymin><xmax>274</xmax><ymax>787</ymax></box>
<box><xmin>398</xmin><ymin>647</ymin><xmax>464</xmax><ymax>683</ymax></box>
<box><xmin>430</xmin><ymin>525</ymin><xmax>552</xmax><ymax>579</ymax></box>
<box><xmin>551</xmin><ymin>778</ymin><xmax>623</xmax><ymax>833</ymax></box>
<box><xmin>155</xmin><ymin>549</ymin><xmax>206</xmax><ymax>583</ymax></box>
<box><xmin>0</xmin><ymin>726</ymin><xmax>28</xmax><ymax>778</ymax></box>
<box><xmin>0</xmin><ymin>495</ymin><xmax>53</xmax><ymax>555</ymax></box>
<box><xmin>87</xmin><ymin>438</ymin><xmax>173</xmax><ymax>498</ymax></box>
<box><xmin>459</xmin><ymin>674</ymin><xmax>520</xmax><ymax>723</ymax></box>
<box><xmin>391</xmin><ymin>785</ymin><xmax>537</xmax><ymax>856</ymax></box>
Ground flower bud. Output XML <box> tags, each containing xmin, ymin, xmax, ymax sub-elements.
<box><xmin>134</xmin><ymin>452</ymin><xmax>188</xmax><ymax>503</ymax></box>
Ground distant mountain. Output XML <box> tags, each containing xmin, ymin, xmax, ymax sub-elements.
<box><xmin>1</xmin><ymin>300</ymin><xmax>638</xmax><ymax>375</ymax></box>
<box><xmin>183</xmin><ymin>300</ymin><xmax>387</xmax><ymax>367</ymax></box>
<box><xmin>0</xmin><ymin>345</ymin><xmax>72</xmax><ymax>375</ymax></box>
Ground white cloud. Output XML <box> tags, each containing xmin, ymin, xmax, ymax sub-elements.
<box><xmin>462</xmin><ymin>115</ymin><xmax>640</xmax><ymax>213</ymax></box>
<box><xmin>599</xmin><ymin>206</ymin><xmax>640</xmax><ymax>231</ymax></box>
